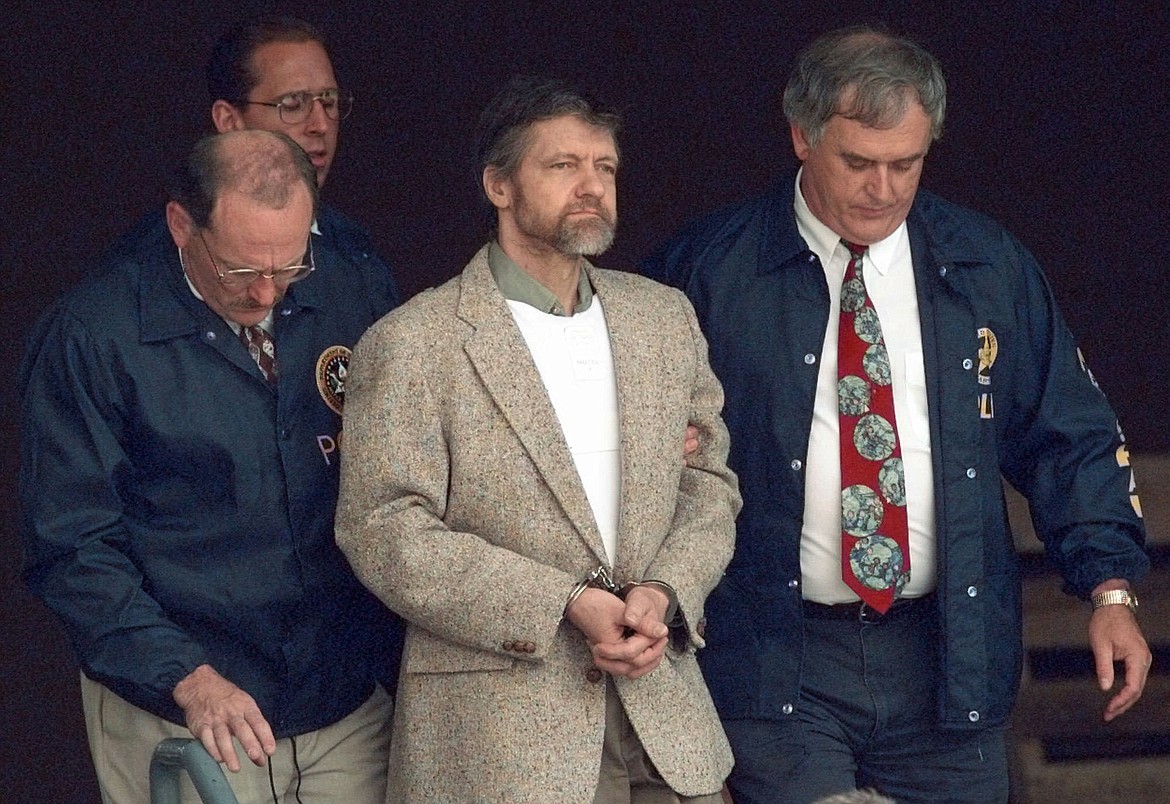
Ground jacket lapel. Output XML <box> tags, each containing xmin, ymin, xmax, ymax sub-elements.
<box><xmin>457</xmin><ymin>246</ymin><xmax>608</xmax><ymax>564</ymax></box>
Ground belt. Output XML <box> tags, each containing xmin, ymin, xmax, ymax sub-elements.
<box><xmin>802</xmin><ymin>593</ymin><xmax>935</xmax><ymax>624</ymax></box>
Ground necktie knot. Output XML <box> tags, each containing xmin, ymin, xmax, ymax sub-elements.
<box><xmin>843</xmin><ymin>240</ymin><xmax>867</xmax><ymax>261</ymax></box>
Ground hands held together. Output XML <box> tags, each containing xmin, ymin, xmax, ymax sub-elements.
<box><xmin>565</xmin><ymin>584</ymin><xmax>673</xmax><ymax>680</ymax></box>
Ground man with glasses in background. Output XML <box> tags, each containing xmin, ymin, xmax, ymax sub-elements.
<box><xmin>109</xmin><ymin>14</ymin><xmax>398</xmax><ymax>301</ymax></box>
<box><xmin>17</xmin><ymin>14</ymin><xmax>403</xmax><ymax>804</ymax></box>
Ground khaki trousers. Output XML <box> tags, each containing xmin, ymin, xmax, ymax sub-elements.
<box><xmin>81</xmin><ymin>673</ymin><xmax>393</xmax><ymax>804</ymax></box>
<box><xmin>594</xmin><ymin>678</ymin><xmax>726</xmax><ymax>804</ymax></box>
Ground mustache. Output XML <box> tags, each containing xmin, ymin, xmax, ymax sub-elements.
<box><xmin>565</xmin><ymin>200</ymin><xmax>615</xmax><ymax>224</ymax></box>
<box><xmin>230</xmin><ymin>295</ymin><xmax>284</xmax><ymax>312</ymax></box>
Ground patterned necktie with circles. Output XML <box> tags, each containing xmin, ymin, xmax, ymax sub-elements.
<box><xmin>837</xmin><ymin>241</ymin><xmax>909</xmax><ymax>613</ymax></box>
<box><xmin>239</xmin><ymin>324</ymin><xmax>279</xmax><ymax>386</ymax></box>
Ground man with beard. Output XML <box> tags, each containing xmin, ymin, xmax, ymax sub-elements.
<box><xmin>334</xmin><ymin>76</ymin><xmax>742</xmax><ymax>802</ymax></box>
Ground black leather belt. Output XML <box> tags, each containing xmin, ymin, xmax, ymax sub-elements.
<box><xmin>802</xmin><ymin>593</ymin><xmax>935</xmax><ymax>623</ymax></box>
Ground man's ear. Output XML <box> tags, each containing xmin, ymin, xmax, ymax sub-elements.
<box><xmin>482</xmin><ymin>166</ymin><xmax>511</xmax><ymax>211</ymax></box>
<box><xmin>790</xmin><ymin>121</ymin><xmax>813</xmax><ymax>162</ymax></box>
<box><xmin>165</xmin><ymin>201</ymin><xmax>195</xmax><ymax>250</ymax></box>
<box><xmin>210</xmin><ymin>100</ymin><xmax>246</xmax><ymax>133</ymax></box>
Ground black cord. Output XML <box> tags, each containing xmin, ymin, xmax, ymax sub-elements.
<box><xmin>290</xmin><ymin>735</ymin><xmax>305</xmax><ymax>804</ymax></box>
<box><xmin>268</xmin><ymin>751</ymin><xmax>279</xmax><ymax>804</ymax></box>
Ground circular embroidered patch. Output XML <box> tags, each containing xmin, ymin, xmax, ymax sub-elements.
<box><xmin>853</xmin><ymin>413</ymin><xmax>896</xmax><ymax>461</ymax></box>
<box><xmin>842</xmin><ymin>484</ymin><xmax>883</xmax><ymax>537</ymax></box>
<box><xmin>849</xmin><ymin>534</ymin><xmax>906</xmax><ymax>591</ymax></box>
<box><xmin>838</xmin><ymin>375</ymin><xmax>872</xmax><ymax>417</ymax></box>
<box><xmin>315</xmin><ymin>345</ymin><xmax>351</xmax><ymax>415</ymax></box>
<box><xmin>862</xmin><ymin>343</ymin><xmax>892</xmax><ymax>386</ymax></box>
<box><xmin>878</xmin><ymin>457</ymin><xmax>906</xmax><ymax>506</ymax></box>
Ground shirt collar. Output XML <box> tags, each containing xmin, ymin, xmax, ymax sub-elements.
<box><xmin>487</xmin><ymin>240</ymin><xmax>594</xmax><ymax>316</ymax></box>
<box><xmin>792</xmin><ymin>167</ymin><xmax>908</xmax><ymax>276</ymax></box>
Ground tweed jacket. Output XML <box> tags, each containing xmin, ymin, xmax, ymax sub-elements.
<box><xmin>336</xmin><ymin>244</ymin><xmax>741</xmax><ymax>803</ymax></box>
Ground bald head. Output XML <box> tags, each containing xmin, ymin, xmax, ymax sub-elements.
<box><xmin>169</xmin><ymin>129</ymin><xmax>319</xmax><ymax>230</ymax></box>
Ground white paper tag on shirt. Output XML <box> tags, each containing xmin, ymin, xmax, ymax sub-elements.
<box><xmin>566</xmin><ymin>325</ymin><xmax>606</xmax><ymax>381</ymax></box>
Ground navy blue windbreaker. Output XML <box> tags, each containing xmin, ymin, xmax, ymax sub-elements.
<box><xmin>643</xmin><ymin>174</ymin><xmax>1148</xmax><ymax>730</ymax></box>
<box><xmin>20</xmin><ymin>205</ymin><xmax>404</xmax><ymax>737</ymax></box>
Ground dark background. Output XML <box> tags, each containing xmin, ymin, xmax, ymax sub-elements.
<box><xmin>3</xmin><ymin>2</ymin><xmax>1167</xmax><ymax>801</ymax></box>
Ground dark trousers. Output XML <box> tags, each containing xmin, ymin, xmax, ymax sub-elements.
<box><xmin>724</xmin><ymin>598</ymin><xmax>1009</xmax><ymax>804</ymax></box>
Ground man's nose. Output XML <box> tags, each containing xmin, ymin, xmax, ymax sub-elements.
<box><xmin>248</xmin><ymin>276</ymin><xmax>280</xmax><ymax>308</ymax></box>
<box><xmin>302</xmin><ymin>97</ymin><xmax>330</xmax><ymax>134</ymax></box>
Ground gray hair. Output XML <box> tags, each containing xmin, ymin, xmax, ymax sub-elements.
<box><xmin>783</xmin><ymin>26</ymin><xmax>946</xmax><ymax>147</ymax></box>
<box><xmin>476</xmin><ymin>75</ymin><xmax>621</xmax><ymax>183</ymax></box>
<box><xmin>169</xmin><ymin>129</ymin><xmax>319</xmax><ymax>229</ymax></box>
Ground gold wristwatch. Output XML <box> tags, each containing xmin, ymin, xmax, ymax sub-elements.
<box><xmin>1090</xmin><ymin>589</ymin><xmax>1139</xmax><ymax>615</ymax></box>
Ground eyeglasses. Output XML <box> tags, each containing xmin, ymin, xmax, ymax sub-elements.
<box><xmin>244</xmin><ymin>89</ymin><xmax>354</xmax><ymax>124</ymax></box>
<box><xmin>199</xmin><ymin>230</ymin><xmax>315</xmax><ymax>287</ymax></box>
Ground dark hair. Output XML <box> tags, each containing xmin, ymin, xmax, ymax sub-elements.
<box><xmin>783</xmin><ymin>26</ymin><xmax>946</xmax><ymax>146</ymax></box>
<box><xmin>476</xmin><ymin>75</ymin><xmax>621</xmax><ymax>182</ymax></box>
<box><xmin>207</xmin><ymin>15</ymin><xmax>328</xmax><ymax>106</ymax></box>
<box><xmin>169</xmin><ymin>130</ymin><xmax>319</xmax><ymax>229</ymax></box>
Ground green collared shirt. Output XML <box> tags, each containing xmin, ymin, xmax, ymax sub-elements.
<box><xmin>488</xmin><ymin>241</ymin><xmax>594</xmax><ymax>316</ymax></box>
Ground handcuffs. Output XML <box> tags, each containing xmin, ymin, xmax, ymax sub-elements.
<box><xmin>565</xmin><ymin>565</ymin><xmax>683</xmax><ymax>643</ymax></box>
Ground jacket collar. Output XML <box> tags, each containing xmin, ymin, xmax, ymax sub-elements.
<box><xmin>758</xmin><ymin>169</ymin><xmax>992</xmax><ymax>275</ymax></box>
<box><xmin>135</xmin><ymin>220</ymin><xmax>211</xmax><ymax>344</ymax></box>
<box><xmin>134</xmin><ymin>210</ymin><xmax>332</xmax><ymax>344</ymax></box>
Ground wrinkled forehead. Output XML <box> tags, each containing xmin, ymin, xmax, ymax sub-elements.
<box><xmin>521</xmin><ymin>115</ymin><xmax>619</xmax><ymax>161</ymax></box>
<box><xmin>208</xmin><ymin>185</ymin><xmax>313</xmax><ymax>238</ymax></box>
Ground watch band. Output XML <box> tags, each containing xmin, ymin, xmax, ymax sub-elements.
<box><xmin>1090</xmin><ymin>589</ymin><xmax>1138</xmax><ymax>614</ymax></box>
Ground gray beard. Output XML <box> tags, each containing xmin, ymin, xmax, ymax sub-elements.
<box><xmin>556</xmin><ymin>216</ymin><xmax>615</xmax><ymax>256</ymax></box>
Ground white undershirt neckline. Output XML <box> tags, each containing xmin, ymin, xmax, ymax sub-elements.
<box><xmin>507</xmin><ymin>297</ymin><xmax>622</xmax><ymax>565</ymax></box>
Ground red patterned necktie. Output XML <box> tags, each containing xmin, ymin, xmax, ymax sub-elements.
<box><xmin>239</xmin><ymin>324</ymin><xmax>279</xmax><ymax>386</ymax></box>
<box><xmin>837</xmin><ymin>241</ymin><xmax>909</xmax><ymax>613</ymax></box>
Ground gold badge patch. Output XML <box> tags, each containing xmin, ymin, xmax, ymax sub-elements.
<box><xmin>316</xmin><ymin>345</ymin><xmax>351</xmax><ymax>415</ymax></box>
<box><xmin>977</xmin><ymin>327</ymin><xmax>998</xmax><ymax>386</ymax></box>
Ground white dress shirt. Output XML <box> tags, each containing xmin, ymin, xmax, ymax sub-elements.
<box><xmin>793</xmin><ymin>170</ymin><xmax>937</xmax><ymax>603</ymax></box>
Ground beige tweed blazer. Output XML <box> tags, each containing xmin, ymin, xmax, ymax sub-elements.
<box><xmin>336</xmin><ymin>245</ymin><xmax>741</xmax><ymax>803</ymax></box>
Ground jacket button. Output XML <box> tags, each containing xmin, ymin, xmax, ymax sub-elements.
<box><xmin>502</xmin><ymin>640</ymin><xmax>515</xmax><ymax>651</ymax></box>
<box><xmin>782</xmin><ymin>703</ymin><xmax>794</xmax><ymax>715</ymax></box>
<box><xmin>968</xmin><ymin>710</ymin><xmax>981</xmax><ymax>722</ymax></box>
<box><xmin>522</xmin><ymin>641</ymin><xmax>536</xmax><ymax>653</ymax></box>
<box><xmin>586</xmin><ymin>668</ymin><xmax>604</xmax><ymax>683</ymax></box>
